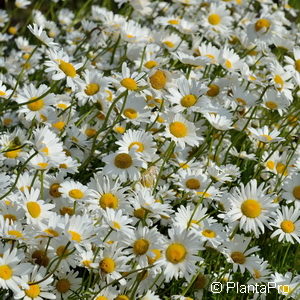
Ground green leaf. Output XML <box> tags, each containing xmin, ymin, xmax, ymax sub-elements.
<box><xmin>289</xmin><ymin>0</ymin><xmax>300</xmax><ymax>9</ymax></box>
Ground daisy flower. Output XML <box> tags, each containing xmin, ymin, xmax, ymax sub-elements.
<box><xmin>16</xmin><ymin>83</ymin><xmax>56</xmax><ymax>122</ymax></box>
<box><xmin>21</xmin><ymin>188</ymin><xmax>55</xmax><ymax>224</ymax></box>
<box><xmin>75</xmin><ymin>69</ymin><xmax>110</xmax><ymax>105</ymax></box>
<box><xmin>0</xmin><ymin>247</ymin><xmax>32</xmax><ymax>295</ymax></box>
<box><xmin>14</xmin><ymin>266</ymin><xmax>55</xmax><ymax>300</ymax></box>
<box><xmin>224</xmin><ymin>179</ymin><xmax>278</xmax><ymax>237</ymax></box>
<box><xmin>88</xmin><ymin>172</ymin><xmax>129</xmax><ymax>210</ymax></box>
<box><xmin>27</xmin><ymin>23</ymin><xmax>58</xmax><ymax>48</ymax></box>
<box><xmin>112</xmin><ymin>62</ymin><xmax>146</xmax><ymax>93</ymax></box>
<box><xmin>222</xmin><ymin>234</ymin><xmax>260</xmax><ymax>273</ymax></box>
<box><xmin>98</xmin><ymin>243</ymin><xmax>130</xmax><ymax>285</ymax></box>
<box><xmin>158</xmin><ymin>226</ymin><xmax>203</xmax><ymax>282</ymax></box>
<box><xmin>64</xmin><ymin>214</ymin><xmax>95</xmax><ymax>245</ymax></box>
<box><xmin>166</xmin><ymin>76</ymin><xmax>207</xmax><ymax>112</ymax></box>
<box><xmin>202</xmin><ymin>4</ymin><xmax>232</xmax><ymax>35</ymax></box>
<box><xmin>203</xmin><ymin>113</ymin><xmax>233</xmax><ymax>131</ymax></box>
<box><xmin>102</xmin><ymin>208</ymin><xmax>134</xmax><ymax>236</ymax></box>
<box><xmin>248</xmin><ymin>126</ymin><xmax>284</xmax><ymax>144</ymax></box>
<box><xmin>116</xmin><ymin>129</ymin><xmax>156</xmax><ymax>162</ymax></box>
<box><xmin>282</xmin><ymin>173</ymin><xmax>300</xmax><ymax>203</ymax></box>
<box><xmin>53</xmin><ymin>270</ymin><xmax>81</xmax><ymax>300</ymax></box>
<box><xmin>102</xmin><ymin>149</ymin><xmax>146</xmax><ymax>181</ymax></box>
<box><xmin>164</xmin><ymin>113</ymin><xmax>203</xmax><ymax>148</ymax></box>
<box><xmin>59</xmin><ymin>180</ymin><xmax>93</xmax><ymax>202</ymax></box>
<box><xmin>122</xmin><ymin>225</ymin><xmax>164</xmax><ymax>268</ymax></box>
<box><xmin>44</xmin><ymin>49</ymin><xmax>83</xmax><ymax>91</ymax></box>
<box><xmin>270</xmin><ymin>203</ymin><xmax>300</xmax><ymax>244</ymax></box>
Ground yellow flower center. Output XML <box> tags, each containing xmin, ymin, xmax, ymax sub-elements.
<box><xmin>168</xmin><ymin>19</ymin><xmax>180</xmax><ymax>25</ymax></box>
<box><xmin>231</xmin><ymin>251</ymin><xmax>246</xmax><ymax>264</ymax></box>
<box><xmin>202</xmin><ymin>229</ymin><xmax>216</xmax><ymax>238</ymax></box>
<box><xmin>57</xmin><ymin>103</ymin><xmax>68</xmax><ymax>109</ymax></box>
<box><xmin>37</xmin><ymin>162</ymin><xmax>48</xmax><ymax>169</ymax></box>
<box><xmin>114</xmin><ymin>126</ymin><xmax>125</xmax><ymax>134</ymax></box>
<box><xmin>56</xmin><ymin>278</ymin><xmax>71</xmax><ymax>293</ymax></box>
<box><xmin>133</xmin><ymin>208</ymin><xmax>147</xmax><ymax>219</ymax></box>
<box><xmin>85</xmin><ymin>83</ymin><xmax>100</xmax><ymax>96</ymax></box>
<box><xmin>59</xmin><ymin>60</ymin><xmax>77</xmax><ymax>78</ymax></box>
<box><xmin>185</xmin><ymin>178</ymin><xmax>201</xmax><ymax>190</ymax></box>
<box><xmin>166</xmin><ymin>243</ymin><xmax>187</xmax><ymax>264</ymax></box>
<box><xmin>120</xmin><ymin>78</ymin><xmax>138</xmax><ymax>90</ymax></box>
<box><xmin>7</xmin><ymin>230</ymin><xmax>23</xmax><ymax>237</ymax></box>
<box><xmin>68</xmin><ymin>189</ymin><xmax>84</xmax><ymax>199</ymax></box>
<box><xmin>206</xmin><ymin>84</ymin><xmax>220</xmax><ymax>97</ymax></box>
<box><xmin>147</xmin><ymin>249</ymin><xmax>162</xmax><ymax>264</ymax></box>
<box><xmin>181</xmin><ymin>94</ymin><xmax>197</xmax><ymax>107</ymax></box>
<box><xmin>265</xmin><ymin>101</ymin><xmax>278</xmax><ymax>109</ymax></box>
<box><xmin>133</xmin><ymin>239</ymin><xmax>149</xmax><ymax>255</ymax></box>
<box><xmin>99</xmin><ymin>193</ymin><xmax>119</xmax><ymax>209</ymax></box>
<box><xmin>59</xmin><ymin>207</ymin><xmax>74</xmax><ymax>216</ymax></box>
<box><xmin>112</xmin><ymin>221</ymin><xmax>121</xmax><ymax>229</ymax></box>
<box><xmin>266</xmin><ymin>160</ymin><xmax>275</xmax><ymax>169</ymax></box>
<box><xmin>49</xmin><ymin>183</ymin><xmax>62</xmax><ymax>198</ymax></box>
<box><xmin>85</xmin><ymin>128</ymin><xmax>97</xmax><ymax>137</ymax></box>
<box><xmin>4</xmin><ymin>214</ymin><xmax>17</xmax><ymax>222</ymax></box>
<box><xmin>115</xmin><ymin>296</ymin><xmax>129</xmax><ymax>300</ymax></box>
<box><xmin>280</xmin><ymin>220</ymin><xmax>295</xmax><ymax>233</ymax></box>
<box><xmin>241</xmin><ymin>199</ymin><xmax>262</xmax><ymax>218</ymax></box>
<box><xmin>293</xmin><ymin>186</ymin><xmax>300</xmax><ymax>200</ymax></box>
<box><xmin>149</xmin><ymin>70</ymin><xmax>167</xmax><ymax>90</ymax></box>
<box><xmin>169</xmin><ymin>121</ymin><xmax>188</xmax><ymax>138</ymax></box>
<box><xmin>96</xmin><ymin>297</ymin><xmax>108</xmax><ymax>300</ymax></box>
<box><xmin>123</xmin><ymin>108</ymin><xmax>138</xmax><ymax>119</ymax></box>
<box><xmin>52</xmin><ymin>121</ymin><xmax>66</xmax><ymax>131</ymax></box>
<box><xmin>99</xmin><ymin>257</ymin><xmax>115</xmax><ymax>273</ymax></box>
<box><xmin>56</xmin><ymin>245</ymin><xmax>70</xmax><ymax>257</ymax></box>
<box><xmin>255</xmin><ymin>19</ymin><xmax>270</xmax><ymax>32</ymax></box>
<box><xmin>27</xmin><ymin>202</ymin><xmax>41</xmax><ymax>218</ymax></box>
<box><xmin>0</xmin><ymin>90</ymin><xmax>6</xmax><ymax>96</ymax></box>
<box><xmin>3</xmin><ymin>118</ymin><xmax>12</xmax><ymax>125</ymax></box>
<box><xmin>32</xmin><ymin>250</ymin><xmax>49</xmax><ymax>267</ymax></box>
<box><xmin>129</xmin><ymin>142</ymin><xmax>144</xmax><ymax>152</ymax></box>
<box><xmin>208</xmin><ymin>14</ymin><xmax>221</xmax><ymax>25</ymax></box>
<box><xmin>4</xmin><ymin>149</ymin><xmax>21</xmax><ymax>159</ymax></box>
<box><xmin>224</xmin><ymin>59</ymin><xmax>232</xmax><ymax>69</ymax></box>
<box><xmin>236</xmin><ymin>97</ymin><xmax>247</xmax><ymax>106</ymax></box>
<box><xmin>27</xmin><ymin>97</ymin><xmax>44</xmax><ymax>111</ymax></box>
<box><xmin>144</xmin><ymin>60</ymin><xmax>158</xmax><ymax>69</ymax></box>
<box><xmin>0</xmin><ymin>265</ymin><xmax>13</xmax><ymax>280</ymax></box>
<box><xmin>25</xmin><ymin>284</ymin><xmax>41</xmax><ymax>298</ymax></box>
<box><xmin>253</xmin><ymin>269</ymin><xmax>261</xmax><ymax>279</ymax></box>
<box><xmin>44</xmin><ymin>228</ymin><xmax>59</xmax><ymax>237</ymax></box>
<box><xmin>68</xmin><ymin>230</ymin><xmax>82</xmax><ymax>242</ymax></box>
<box><xmin>295</xmin><ymin>59</ymin><xmax>300</xmax><ymax>72</ymax></box>
<box><xmin>274</xmin><ymin>75</ymin><xmax>284</xmax><ymax>87</ymax></box>
<box><xmin>163</xmin><ymin>41</ymin><xmax>175</xmax><ymax>48</ymax></box>
<box><xmin>276</xmin><ymin>162</ymin><xmax>288</xmax><ymax>175</ymax></box>
<box><xmin>260</xmin><ymin>134</ymin><xmax>273</xmax><ymax>141</ymax></box>
<box><xmin>114</xmin><ymin>153</ymin><xmax>133</xmax><ymax>169</ymax></box>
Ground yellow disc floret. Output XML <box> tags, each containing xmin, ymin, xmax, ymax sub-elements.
<box><xmin>25</xmin><ymin>284</ymin><xmax>41</xmax><ymax>298</ymax></box>
<box><xmin>166</xmin><ymin>243</ymin><xmax>187</xmax><ymax>264</ymax></box>
<box><xmin>121</xmin><ymin>78</ymin><xmax>138</xmax><ymax>90</ymax></box>
<box><xmin>169</xmin><ymin>121</ymin><xmax>188</xmax><ymax>138</ymax></box>
<box><xmin>99</xmin><ymin>193</ymin><xmax>119</xmax><ymax>209</ymax></box>
<box><xmin>280</xmin><ymin>220</ymin><xmax>295</xmax><ymax>233</ymax></box>
<box><xmin>100</xmin><ymin>257</ymin><xmax>115</xmax><ymax>273</ymax></box>
<box><xmin>114</xmin><ymin>153</ymin><xmax>133</xmax><ymax>169</ymax></box>
<box><xmin>133</xmin><ymin>239</ymin><xmax>149</xmax><ymax>255</ymax></box>
<box><xmin>241</xmin><ymin>199</ymin><xmax>262</xmax><ymax>218</ymax></box>
<box><xmin>181</xmin><ymin>94</ymin><xmax>197</xmax><ymax>107</ymax></box>
<box><xmin>59</xmin><ymin>60</ymin><xmax>77</xmax><ymax>77</ymax></box>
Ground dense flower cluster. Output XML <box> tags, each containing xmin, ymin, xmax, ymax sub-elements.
<box><xmin>0</xmin><ymin>0</ymin><xmax>299</xmax><ymax>299</ymax></box>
